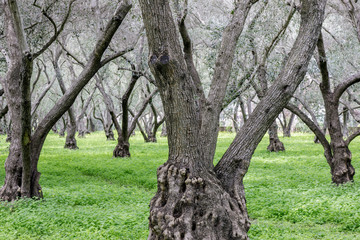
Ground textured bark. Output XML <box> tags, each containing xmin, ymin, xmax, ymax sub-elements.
<box><xmin>0</xmin><ymin>0</ymin><xmax>132</xmax><ymax>201</ymax></box>
<box><xmin>267</xmin><ymin>121</ymin><xmax>285</xmax><ymax>152</ymax></box>
<box><xmin>140</xmin><ymin>0</ymin><xmax>325</xmax><ymax>239</ymax></box>
<box><xmin>317</xmin><ymin>33</ymin><xmax>357</xmax><ymax>184</ymax></box>
<box><xmin>1</xmin><ymin>0</ymin><xmax>39</xmax><ymax>200</ymax></box>
<box><xmin>199</xmin><ymin>1</ymin><xmax>256</xmax><ymax>168</ymax></box>
<box><xmin>113</xmin><ymin>139</ymin><xmax>130</xmax><ymax>158</ymax></box>
<box><xmin>215</xmin><ymin>0</ymin><xmax>325</xmax><ymax>236</ymax></box>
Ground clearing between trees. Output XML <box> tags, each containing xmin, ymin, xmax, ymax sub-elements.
<box><xmin>0</xmin><ymin>132</ymin><xmax>359</xmax><ymax>239</ymax></box>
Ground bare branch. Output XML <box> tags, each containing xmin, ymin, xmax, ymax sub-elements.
<box><xmin>334</xmin><ymin>72</ymin><xmax>360</xmax><ymax>102</ymax></box>
<box><xmin>176</xmin><ymin>0</ymin><xmax>206</xmax><ymax>107</ymax></box>
<box><xmin>345</xmin><ymin>128</ymin><xmax>360</xmax><ymax>145</ymax></box>
<box><xmin>32</xmin><ymin>0</ymin><xmax>132</xmax><ymax>144</ymax></box>
<box><xmin>57</xmin><ymin>40</ymin><xmax>85</xmax><ymax>67</ymax></box>
<box><xmin>128</xmin><ymin>89</ymin><xmax>159</xmax><ymax>138</ymax></box>
<box><xmin>286</xmin><ymin>103</ymin><xmax>332</xmax><ymax>159</ymax></box>
<box><xmin>32</xmin><ymin>0</ymin><xmax>77</xmax><ymax>59</ymax></box>
<box><xmin>100</xmin><ymin>47</ymin><xmax>134</xmax><ymax>67</ymax></box>
<box><xmin>31</xmin><ymin>77</ymin><xmax>56</xmax><ymax>116</ymax></box>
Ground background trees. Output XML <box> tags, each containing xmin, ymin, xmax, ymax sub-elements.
<box><xmin>0</xmin><ymin>0</ymin><xmax>132</xmax><ymax>200</ymax></box>
<box><xmin>2</xmin><ymin>0</ymin><xmax>360</xmax><ymax>239</ymax></box>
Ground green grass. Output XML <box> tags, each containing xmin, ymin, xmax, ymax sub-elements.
<box><xmin>0</xmin><ymin>132</ymin><xmax>359</xmax><ymax>239</ymax></box>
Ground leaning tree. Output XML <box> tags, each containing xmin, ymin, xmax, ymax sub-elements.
<box><xmin>0</xmin><ymin>0</ymin><xmax>132</xmax><ymax>200</ymax></box>
<box><xmin>139</xmin><ymin>0</ymin><xmax>326</xmax><ymax>239</ymax></box>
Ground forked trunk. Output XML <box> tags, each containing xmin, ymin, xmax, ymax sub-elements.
<box><xmin>283</xmin><ymin>128</ymin><xmax>291</xmax><ymax>137</ymax></box>
<box><xmin>283</xmin><ymin>112</ymin><xmax>295</xmax><ymax>137</ymax></box>
<box><xmin>77</xmin><ymin>117</ymin><xmax>87</xmax><ymax>138</ymax></box>
<box><xmin>140</xmin><ymin>0</ymin><xmax>325</xmax><ymax>238</ymax></box>
<box><xmin>317</xmin><ymin>33</ymin><xmax>355</xmax><ymax>184</ymax></box>
<box><xmin>267</xmin><ymin>122</ymin><xmax>285</xmax><ymax>152</ymax></box>
<box><xmin>1</xmin><ymin>0</ymin><xmax>132</xmax><ymax>200</ymax></box>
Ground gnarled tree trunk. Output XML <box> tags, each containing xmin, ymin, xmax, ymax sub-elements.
<box><xmin>140</xmin><ymin>0</ymin><xmax>325</xmax><ymax>239</ymax></box>
<box><xmin>267</xmin><ymin>121</ymin><xmax>285</xmax><ymax>152</ymax></box>
<box><xmin>317</xmin><ymin>33</ymin><xmax>357</xmax><ymax>184</ymax></box>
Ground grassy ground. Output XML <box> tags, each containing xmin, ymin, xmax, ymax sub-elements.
<box><xmin>0</xmin><ymin>132</ymin><xmax>359</xmax><ymax>239</ymax></box>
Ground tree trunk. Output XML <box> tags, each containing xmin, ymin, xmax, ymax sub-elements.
<box><xmin>326</xmin><ymin>99</ymin><xmax>354</xmax><ymax>184</ymax></box>
<box><xmin>317</xmin><ymin>33</ymin><xmax>355</xmax><ymax>184</ymax></box>
<box><xmin>0</xmin><ymin>0</ymin><xmax>132</xmax><ymax>201</ymax></box>
<box><xmin>77</xmin><ymin>116</ymin><xmax>87</xmax><ymax>138</ymax></box>
<box><xmin>59</xmin><ymin>117</ymin><xmax>66</xmax><ymax>137</ymax></box>
<box><xmin>147</xmin><ymin>133</ymin><xmax>157</xmax><ymax>143</ymax></box>
<box><xmin>148</xmin><ymin>162</ymin><xmax>250</xmax><ymax>239</ymax></box>
<box><xmin>51</xmin><ymin>125</ymin><xmax>58</xmax><ymax>134</ymax></box>
<box><xmin>283</xmin><ymin>112</ymin><xmax>295</xmax><ymax>137</ymax></box>
<box><xmin>88</xmin><ymin>117</ymin><xmax>96</xmax><ymax>132</ymax></box>
<box><xmin>113</xmin><ymin>138</ymin><xmax>130</xmax><ymax>157</ymax></box>
<box><xmin>53</xmin><ymin>49</ymin><xmax>78</xmax><ymax>149</ymax></box>
<box><xmin>342</xmin><ymin>106</ymin><xmax>349</xmax><ymax>138</ymax></box>
<box><xmin>140</xmin><ymin>0</ymin><xmax>325</xmax><ymax>238</ymax></box>
<box><xmin>267</xmin><ymin>121</ymin><xmax>285</xmax><ymax>152</ymax></box>
<box><xmin>105</xmin><ymin>127</ymin><xmax>115</xmax><ymax>140</ymax></box>
<box><xmin>0</xmin><ymin>0</ymin><xmax>39</xmax><ymax>200</ymax></box>
<box><xmin>64</xmin><ymin>110</ymin><xmax>78</xmax><ymax>149</ymax></box>
<box><xmin>6</xmin><ymin>123</ymin><xmax>11</xmax><ymax>142</ymax></box>
<box><xmin>160</xmin><ymin>122</ymin><xmax>167</xmax><ymax>137</ymax></box>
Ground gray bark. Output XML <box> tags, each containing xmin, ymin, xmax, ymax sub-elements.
<box><xmin>0</xmin><ymin>0</ymin><xmax>132</xmax><ymax>201</ymax></box>
<box><xmin>267</xmin><ymin>121</ymin><xmax>285</xmax><ymax>152</ymax></box>
<box><xmin>139</xmin><ymin>0</ymin><xmax>325</xmax><ymax>239</ymax></box>
<box><xmin>52</xmin><ymin>49</ymin><xmax>78</xmax><ymax>150</ymax></box>
<box><xmin>316</xmin><ymin>33</ymin><xmax>360</xmax><ymax>184</ymax></box>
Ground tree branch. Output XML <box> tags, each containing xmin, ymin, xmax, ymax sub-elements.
<box><xmin>100</xmin><ymin>47</ymin><xmax>134</xmax><ymax>67</ymax></box>
<box><xmin>176</xmin><ymin>0</ymin><xmax>206</xmax><ymax>107</ymax></box>
<box><xmin>286</xmin><ymin>103</ymin><xmax>332</xmax><ymax>159</ymax></box>
<box><xmin>317</xmin><ymin>32</ymin><xmax>331</xmax><ymax>93</ymax></box>
<box><xmin>345</xmin><ymin>128</ymin><xmax>360</xmax><ymax>145</ymax></box>
<box><xmin>334</xmin><ymin>72</ymin><xmax>360</xmax><ymax>102</ymax></box>
<box><xmin>32</xmin><ymin>0</ymin><xmax>132</xmax><ymax>146</ymax></box>
<box><xmin>128</xmin><ymin>89</ymin><xmax>159</xmax><ymax>138</ymax></box>
<box><xmin>32</xmin><ymin>0</ymin><xmax>77</xmax><ymax>59</ymax></box>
